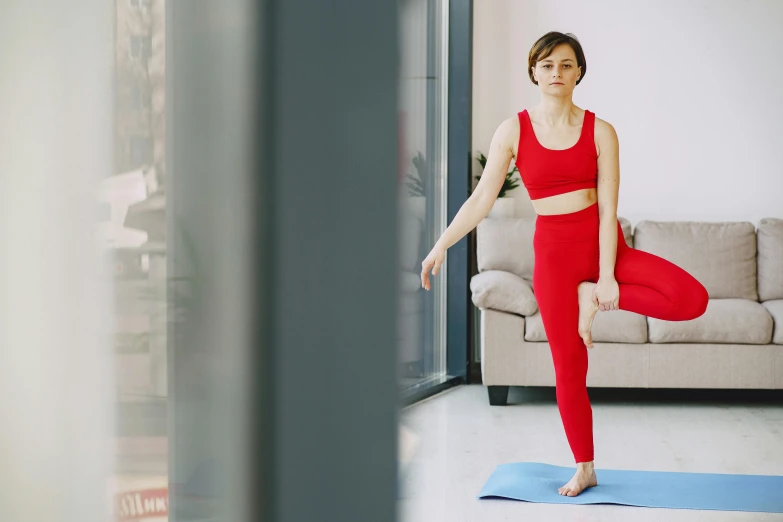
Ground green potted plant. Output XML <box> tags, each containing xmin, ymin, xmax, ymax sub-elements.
<box><xmin>403</xmin><ymin>151</ymin><xmax>427</xmax><ymax>221</ymax></box>
<box><xmin>472</xmin><ymin>151</ymin><xmax>520</xmax><ymax>218</ymax></box>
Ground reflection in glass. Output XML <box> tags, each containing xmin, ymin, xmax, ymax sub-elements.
<box><xmin>108</xmin><ymin>0</ymin><xmax>170</xmax><ymax>518</ymax></box>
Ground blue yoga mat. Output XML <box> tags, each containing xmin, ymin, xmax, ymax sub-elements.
<box><xmin>478</xmin><ymin>462</ymin><xmax>783</xmax><ymax>513</ymax></box>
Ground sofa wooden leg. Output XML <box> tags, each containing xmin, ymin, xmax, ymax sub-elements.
<box><xmin>487</xmin><ymin>385</ymin><xmax>509</xmax><ymax>406</ymax></box>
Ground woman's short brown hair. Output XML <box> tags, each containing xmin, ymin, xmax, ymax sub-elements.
<box><xmin>528</xmin><ymin>32</ymin><xmax>587</xmax><ymax>86</ymax></box>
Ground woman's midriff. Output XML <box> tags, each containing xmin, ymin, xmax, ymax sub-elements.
<box><xmin>531</xmin><ymin>187</ymin><xmax>597</xmax><ymax>216</ymax></box>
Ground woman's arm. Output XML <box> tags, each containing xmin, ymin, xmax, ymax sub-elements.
<box><xmin>594</xmin><ymin>118</ymin><xmax>621</xmax><ymax>310</ymax></box>
<box><xmin>433</xmin><ymin>116</ymin><xmax>516</xmax><ymax>250</ymax></box>
<box><xmin>421</xmin><ymin>116</ymin><xmax>517</xmax><ymax>290</ymax></box>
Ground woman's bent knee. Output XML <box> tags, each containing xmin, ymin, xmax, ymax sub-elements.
<box><xmin>681</xmin><ymin>279</ymin><xmax>709</xmax><ymax>320</ymax></box>
<box><xmin>694</xmin><ymin>282</ymin><xmax>709</xmax><ymax>318</ymax></box>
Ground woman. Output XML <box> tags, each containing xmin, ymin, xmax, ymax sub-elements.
<box><xmin>419</xmin><ymin>31</ymin><xmax>708</xmax><ymax>497</ymax></box>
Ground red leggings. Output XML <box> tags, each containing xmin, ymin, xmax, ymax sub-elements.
<box><xmin>532</xmin><ymin>202</ymin><xmax>708</xmax><ymax>464</ymax></box>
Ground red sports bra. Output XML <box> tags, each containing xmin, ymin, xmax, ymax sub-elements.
<box><xmin>514</xmin><ymin>109</ymin><xmax>598</xmax><ymax>200</ymax></box>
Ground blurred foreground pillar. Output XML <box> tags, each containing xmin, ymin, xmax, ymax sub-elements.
<box><xmin>167</xmin><ymin>0</ymin><xmax>401</xmax><ymax>521</ymax></box>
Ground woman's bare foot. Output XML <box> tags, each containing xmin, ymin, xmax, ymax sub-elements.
<box><xmin>558</xmin><ymin>461</ymin><xmax>598</xmax><ymax>497</ymax></box>
<box><xmin>577</xmin><ymin>282</ymin><xmax>599</xmax><ymax>349</ymax></box>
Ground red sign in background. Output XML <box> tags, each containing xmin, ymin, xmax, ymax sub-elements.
<box><xmin>115</xmin><ymin>488</ymin><xmax>168</xmax><ymax>521</ymax></box>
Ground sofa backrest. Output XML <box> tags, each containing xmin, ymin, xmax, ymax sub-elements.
<box><xmin>477</xmin><ymin>217</ymin><xmax>536</xmax><ymax>280</ymax></box>
<box><xmin>476</xmin><ymin>216</ymin><xmax>634</xmax><ymax>282</ymax></box>
<box><xmin>618</xmin><ymin>217</ymin><xmax>633</xmax><ymax>248</ymax></box>
<box><xmin>758</xmin><ymin>217</ymin><xmax>783</xmax><ymax>301</ymax></box>
<box><xmin>634</xmin><ymin>221</ymin><xmax>758</xmax><ymax>300</ymax></box>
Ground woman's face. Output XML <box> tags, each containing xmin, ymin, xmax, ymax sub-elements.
<box><xmin>532</xmin><ymin>44</ymin><xmax>581</xmax><ymax>91</ymax></box>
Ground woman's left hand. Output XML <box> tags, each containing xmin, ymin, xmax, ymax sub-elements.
<box><xmin>594</xmin><ymin>277</ymin><xmax>620</xmax><ymax>311</ymax></box>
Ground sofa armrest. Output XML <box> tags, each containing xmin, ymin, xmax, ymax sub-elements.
<box><xmin>470</xmin><ymin>270</ymin><xmax>538</xmax><ymax>316</ymax></box>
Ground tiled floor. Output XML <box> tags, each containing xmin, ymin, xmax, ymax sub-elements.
<box><xmin>398</xmin><ymin>384</ymin><xmax>783</xmax><ymax>522</ymax></box>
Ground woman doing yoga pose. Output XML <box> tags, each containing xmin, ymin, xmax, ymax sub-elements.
<box><xmin>419</xmin><ymin>31</ymin><xmax>708</xmax><ymax>497</ymax></box>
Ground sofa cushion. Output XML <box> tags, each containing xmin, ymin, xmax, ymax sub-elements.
<box><xmin>524</xmin><ymin>309</ymin><xmax>647</xmax><ymax>343</ymax></box>
<box><xmin>470</xmin><ymin>270</ymin><xmax>537</xmax><ymax>316</ymax></box>
<box><xmin>648</xmin><ymin>298</ymin><xmax>772</xmax><ymax>344</ymax></box>
<box><xmin>634</xmin><ymin>221</ymin><xmax>757</xmax><ymax>300</ymax></box>
<box><xmin>761</xmin><ymin>299</ymin><xmax>783</xmax><ymax>345</ymax></box>
<box><xmin>758</xmin><ymin>218</ymin><xmax>783</xmax><ymax>301</ymax></box>
<box><xmin>476</xmin><ymin>217</ymin><xmax>535</xmax><ymax>280</ymax></box>
<box><xmin>523</xmin><ymin>312</ymin><xmax>547</xmax><ymax>342</ymax></box>
<box><xmin>591</xmin><ymin>309</ymin><xmax>648</xmax><ymax>343</ymax></box>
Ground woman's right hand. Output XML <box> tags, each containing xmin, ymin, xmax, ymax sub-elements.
<box><xmin>420</xmin><ymin>244</ymin><xmax>446</xmax><ymax>291</ymax></box>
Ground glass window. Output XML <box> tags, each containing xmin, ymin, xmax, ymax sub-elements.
<box><xmin>129</xmin><ymin>135</ymin><xmax>153</xmax><ymax>166</ymax></box>
<box><xmin>130</xmin><ymin>83</ymin><xmax>151</xmax><ymax>110</ymax></box>
<box><xmin>129</xmin><ymin>35</ymin><xmax>152</xmax><ymax>61</ymax></box>
<box><xmin>110</xmin><ymin>0</ymin><xmax>168</xmax><ymax>517</ymax></box>
<box><xmin>130</xmin><ymin>0</ymin><xmax>153</xmax><ymax>9</ymax></box>
<box><xmin>397</xmin><ymin>0</ymin><xmax>449</xmax><ymax>399</ymax></box>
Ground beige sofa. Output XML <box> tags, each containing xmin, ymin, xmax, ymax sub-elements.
<box><xmin>471</xmin><ymin>214</ymin><xmax>783</xmax><ymax>405</ymax></box>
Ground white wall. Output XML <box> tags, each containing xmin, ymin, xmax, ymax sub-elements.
<box><xmin>0</xmin><ymin>2</ymin><xmax>115</xmax><ymax>520</ymax></box>
<box><xmin>472</xmin><ymin>0</ymin><xmax>783</xmax><ymax>224</ymax></box>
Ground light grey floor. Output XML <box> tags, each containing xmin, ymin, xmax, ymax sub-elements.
<box><xmin>398</xmin><ymin>384</ymin><xmax>783</xmax><ymax>522</ymax></box>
